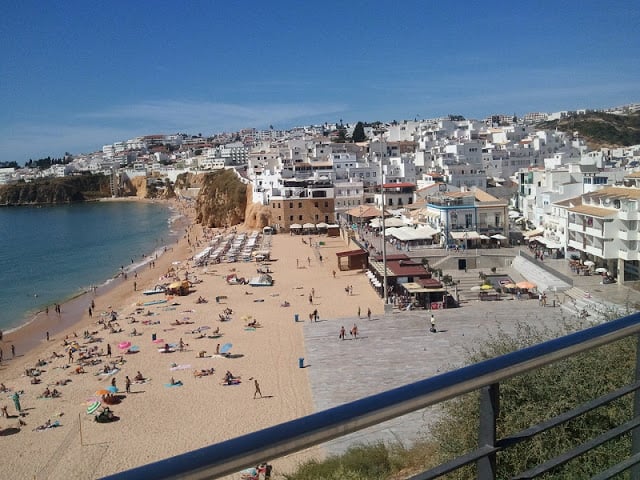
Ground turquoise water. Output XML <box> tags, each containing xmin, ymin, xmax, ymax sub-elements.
<box><xmin>0</xmin><ymin>201</ymin><xmax>178</xmax><ymax>332</ymax></box>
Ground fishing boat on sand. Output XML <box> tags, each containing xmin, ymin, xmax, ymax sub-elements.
<box><xmin>143</xmin><ymin>285</ymin><xmax>167</xmax><ymax>296</ymax></box>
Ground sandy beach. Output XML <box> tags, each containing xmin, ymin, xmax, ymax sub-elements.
<box><xmin>0</xmin><ymin>206</ymin><xmax>381</xmax><ymax>479</ymax></box>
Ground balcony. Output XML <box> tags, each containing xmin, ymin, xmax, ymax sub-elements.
<box><xmin>620</xmin><ymin>228</ymin><xmax>639</xmax><ymax>241</ymax></box>
<box><xmin>105</xmin><ymin>313</ymin><xmax>640</xmax><ymax>480</ymax></box>
<box><xmin>618</xmin><ymin>210</ymin><xmax>639</xmax><ymax>221</ymax></box>
<box><xmin>620</xmin><ymin>249</ymin><xmax>639</xmax><ymax>261</ymax></box>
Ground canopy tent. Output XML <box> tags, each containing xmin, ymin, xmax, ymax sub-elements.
<box><xmin>533</xmin><ymin>237</ymin><xmax>563</xmax><ymax>249</ymax></box>
<box><xmin>449</xmin><ymin>231</ymin><xmax>481</xmax><ymax>240</ymax></box>
<box><xmin>490</xmin><ymin>234</ymin><xmax>508</xmax><ymax>241</ymax></box>
<box><xmin>479</xmin><ymin>234</ymin><xmax>491</xmax><ymax>240</ymax></box>
<box><xmin>302</xmin><ymin>223</ymin><xmax>315</xmax><ymax>229</ymax></box>
<box><xmin>384</xmin><ymin>225</ymin><xmax>438</xmax><ymax>241</ymax></box>
<box><xmin>289</xmin><ymin>224</ymin><xmax>302</xmax><ymax>229</ymax></box>
<box><xmin>315</xmin><ymin>222</ymin><xmax>329</xmax><ymax>229</ymax></box>
<box><xmin>370</xmin><ymin>217</ymin><xmax>405</xmax><ymax>228</ymax></box>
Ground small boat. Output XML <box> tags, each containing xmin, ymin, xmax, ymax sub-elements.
<box><xmin>248</xmin><ymin>274</ymin><xmax>274</xmax><ymax>287</ymax></box>
<box><xmin>143</xmin><ymin>285</ymin><xmax>166</xmax><ymax>296</ymax></box>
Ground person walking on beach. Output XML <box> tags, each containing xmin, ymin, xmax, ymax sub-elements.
<box><xmin>308</xmin><ymin>293</ymin><xmax>313</xmax><ymax>305</ymax></box>
<box><xmin>107</xmin><ymin>344</ymin><xmax>112</xmax><ymax>357</ymax></box>
<box><xmin>88</xmin><ymin>307</ymin><xmax>92</xmax><ymax>317</ymax></box>
<box><xmin>254</xmin><ymin>379</ymin><xmax>262</xmax><ymax>399</ymax></box>
<box><xmin>430</xmin><ymin>314</ymin><xmax>436</xmax><ymax>333</ymax></box>
<box><xmin>125</xmin><ymin>376</ymin><xmax>131</xmax><ymax>394</ymax></box>
<box><xmin>358</xmin><ymin>306</ymin><xmax>361</xmax><ymax>318</ymax></box>
<box><xmin>367</xmin><ymin>308</ymin><xmax>371</xmax><ymax>321</ymax></box>
<box><xmin>351</xmin><ymin>324</ymin><xmax>358</xmax><ymax>339</ymax></box>
<box><xmin>11</xmin><ymin>344</ymin><xmax>15</xmax><ymax>358</ymax></box>
<box><xmin>339</xmin><ymin>326</ymin><xmax>346</xmax><ymax>340</ymax></box>
<box><xmin>133</xmin><ymin>281</ymin><xmax>137</xmax><ymax>292</ymax></box>
<box><xmin>46</xmin><ymin>331</ymin><xmax>49</xmax><ymax>342</ymax></box>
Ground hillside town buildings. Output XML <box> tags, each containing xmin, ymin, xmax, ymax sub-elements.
<box><xmin>4</xmin><ymin>104</ymin><xmax>640</xmax><ymax>285</ymax></box>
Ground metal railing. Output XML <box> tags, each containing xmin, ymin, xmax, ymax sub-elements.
<box><xmin>102</xmin><ymin>312</ymin><xmax>640</xmax><ymax>480</ymax></box>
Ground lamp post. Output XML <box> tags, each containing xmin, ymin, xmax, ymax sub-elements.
<box><xmin>380</xmin><ymin>159</ymin><xmax>388</xmax><ymax>305</ymax></box>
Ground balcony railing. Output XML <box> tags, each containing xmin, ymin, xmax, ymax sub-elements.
<box><xmin>102</xmin><ymin>312</ymin><xmax>640</xmax><ymax>480</ymax></box>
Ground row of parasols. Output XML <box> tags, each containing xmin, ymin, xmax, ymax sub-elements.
<box><xmin>471</xmin><ymin>281</ymin><xmax>536</xmax><ymax>292</ymax></box>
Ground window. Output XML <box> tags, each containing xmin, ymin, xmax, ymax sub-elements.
<box><xmin>278</xmin><ymin>216</ymin><xmax>281</xmax><ymax>221</ymax></box>
<box><xmin>314</xmin><ymin>202</ymin><xmax>319</xmax><ymax>208</ymax></box>
<box><xmin>289</xmin><ymin>202</ymin><xmax>293</xmax><ymax>208</ymax></box>
<box><xmin>289</xmin><ymin>215</ymin><xmax>294</xmax><ymax>221</ymax></box>
<box><xmin>298</xmin><ymin>215</ymin><xmax>303</xmax><ymax>221</ymax></box>
<box><xmin>465</xmin><ymin>213</ymin><xmax>473</xmax><ymax>228</ymax></box>
<box><xmin>315</xmin><ymin>214</ymin><xmax>319</xmax><ymax>220</ymax></box>
<box><xmin>298</xmin><ymin>202</ymin><xmax>302</xmax><ymax>208</ymax></box>
<box><xmin>324</xmin><ymin>201</ymin><xmax>329</xmax><ymax>207</ymax></box>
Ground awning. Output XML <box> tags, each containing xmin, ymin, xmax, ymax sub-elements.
<box><xmin>316</xmin><ymin>222</ymin><xmax>329</xmax><ymax>228</ymax></box>
<box><xmin>490</xmin><ymin>234</ymin><xmax>507</xmax><ymax>240</ymax></box>
<box><xmin>523</xmin><ymin>227</ymin><xmax>544</xmax><ymax>238</ymax></box>
<box><xmin>449</xmin><ymin>231</ymin><xmax>481</xmax><ymax>240</ymax></box>
<box><xmin>302</xmin><ymin>223</ymin><xmax>315</xmax><ymax>229</ymax></box>
<box><xmin>290</xmin><ymin>224</ymin><xmax>302</xmax><ymax>229</ymax></box>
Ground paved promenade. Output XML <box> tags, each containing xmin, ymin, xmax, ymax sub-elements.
<box><xmin>302</xmin><ymin>293</ymin><xmax>570</xmax><ymax>455</ymax></box>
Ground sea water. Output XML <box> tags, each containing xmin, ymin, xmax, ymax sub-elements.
<box><xmin>0</xmin><ymin>201</ymin><xmax>179</xmax><ymax>333</ymax></box>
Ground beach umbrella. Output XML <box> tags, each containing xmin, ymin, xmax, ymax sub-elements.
<box><xmin>95</xmin><ymin>389</ymin><xmax>110</xmax><ymax>396</ymax></box>
<box><xmin>595</xmin><ymin>267</ymin><xmax>608</xmax><ymax>274</ymax></box>
<box><xmin>107</xmin><ymin>386</ymin><xmax>118</xmax><ymax>394</ymax></box>
<box><xmin>503</xmin><ymin>283</ymin><xmax>517</xmax><ymax>289</ymax></box>
<box><xmin>583</xmin><ymin>260</ymin><xmax>595</xmax><ymax>267</ymax></box>
<box><xmin>118</xmin><ymin>341</ymin><xmax>132</xmax><ymax>350</ymax></box>
<box><xmin>220</xmin><ymin>343</ymin><xmax>233</xmax><ymax>354</ymax></box>
<box><xmin>87</xmin><ymin>401</ymin><xmax>101</xmax><ymax>414</ymax></box>
<box><xmin>516</xmin><ymin>281</ymin><xmax>536</xmax><ymax>290</ymax></box>
<box><xmin>480</xmin><ymin>284</ymin><xmax>493</xmax><ymax>290</ymax></box>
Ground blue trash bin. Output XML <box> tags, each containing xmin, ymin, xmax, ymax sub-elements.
<box><xmin>294</xmin><ymin>313</ymin><xmax>299</xmax><ymax>322</ymax></box>
<box><xmin>298</xmin><ymin>358</ymin><xmax>304</xmax><ymax>368</ymax></box>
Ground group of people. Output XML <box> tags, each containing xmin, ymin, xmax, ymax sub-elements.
<box><xmin>339</xmin><ymin>324</ymin><xmax>359</xmax><ymax>340</ymax></box>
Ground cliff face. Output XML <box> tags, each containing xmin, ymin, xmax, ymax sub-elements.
<box><xmin>195</xmin><ymin>170</ymin><xmax>248</xmax><ymax>228</ymax></box>
<box><xmin>0</xmin><ymin>175</ymin><xmax>111</xmax><ymax>205</ymax></box>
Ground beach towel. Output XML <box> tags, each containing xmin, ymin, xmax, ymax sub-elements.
<box><xmin>244</xmin><ymin>328</ymin><xmax>256</xmax><ymax>331</ymax></box>
<box><xmin>158</xmin><ymin>348</ymin><xmax>176</xmax><ymax>353</ymax></box>
<box><xmin>164</xmin><ymin>381</ymin><xmax>183</xmax><ymax>388</ymax></box>
<box><xmin>169</xmin><ymin>364</ymin><xmax>191</xmax><ymax>371</ymax></box>
<box><xmin>222</xmin><ymin>379</ymin><xmax>241</xmax><ymax>386</ymax></box>
<box><xmin>99</xmin><ymin>368</ymin><xmax>120</xmax><ymax>377</ymax></box>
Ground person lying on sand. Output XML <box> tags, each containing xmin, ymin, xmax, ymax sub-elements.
<box><xmin>134</xmin><ymin>371</ymin><xmax>145</xmax><ymax>382</ymax></box>
<box><xmin>193</xmin><ymin>368</ymin><xmax>215</xmax><ymax>378</ymax></box>
<box><xmin>246</xmin><ymin>320</ymin><xmax>261</xmax><ymax>328</ymax></box>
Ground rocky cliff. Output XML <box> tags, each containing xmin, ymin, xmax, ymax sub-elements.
<box><xmin>195</xmin><ymin>169</ymin><xmax>250</xmax><ymax>228</ymax></box>
<box><xmin>0</xmin><ymin>175</ymin><xmax>111</xmax><ymax>205</ymax></box>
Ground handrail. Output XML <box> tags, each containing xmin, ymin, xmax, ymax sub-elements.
<box><xmin>101</xmin><ymin>312</ymin><xmax>640</xmax><ymax>480</ymax></box>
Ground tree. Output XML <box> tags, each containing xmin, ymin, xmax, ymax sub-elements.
<box><xmin>352</xmin><ymin>122</ymin><xmax>367</xmax><ymax>142</ymax></box>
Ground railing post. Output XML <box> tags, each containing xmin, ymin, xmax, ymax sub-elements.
<box><xmin>631</xmin><ymin>334</ymin><xmax>640</xmax><ymax>480</ymax></box>
<box><xmin>478</xmin><ymin>383</ymin><xmax>499</xmax><ymax>480</ymax></box>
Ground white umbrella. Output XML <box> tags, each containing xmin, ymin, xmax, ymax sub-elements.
<box><xmin>595</xmin><ymin>267</ymin><xmax>608</xmax><ymax>273</ymax></box>
<box><xmin>583</xmin><ymin>260</ymin><xmax>595</xmax><ymax>267</ymax></box>
<box><xmin>290</xmin><ymin>224</ymin><xmax>302</xmax><ymax>229</ymax></box>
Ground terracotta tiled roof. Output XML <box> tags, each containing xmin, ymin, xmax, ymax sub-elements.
<box><xmin>568</xmin><ymin>204</ymin><xmax>617</xmax><ymax>218</ymax></box>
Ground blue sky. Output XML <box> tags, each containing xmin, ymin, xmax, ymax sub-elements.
<box><xmin>1</xmin><ymin>0</ymin><xmax>638</xmax><ymax>163</ymax></box>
